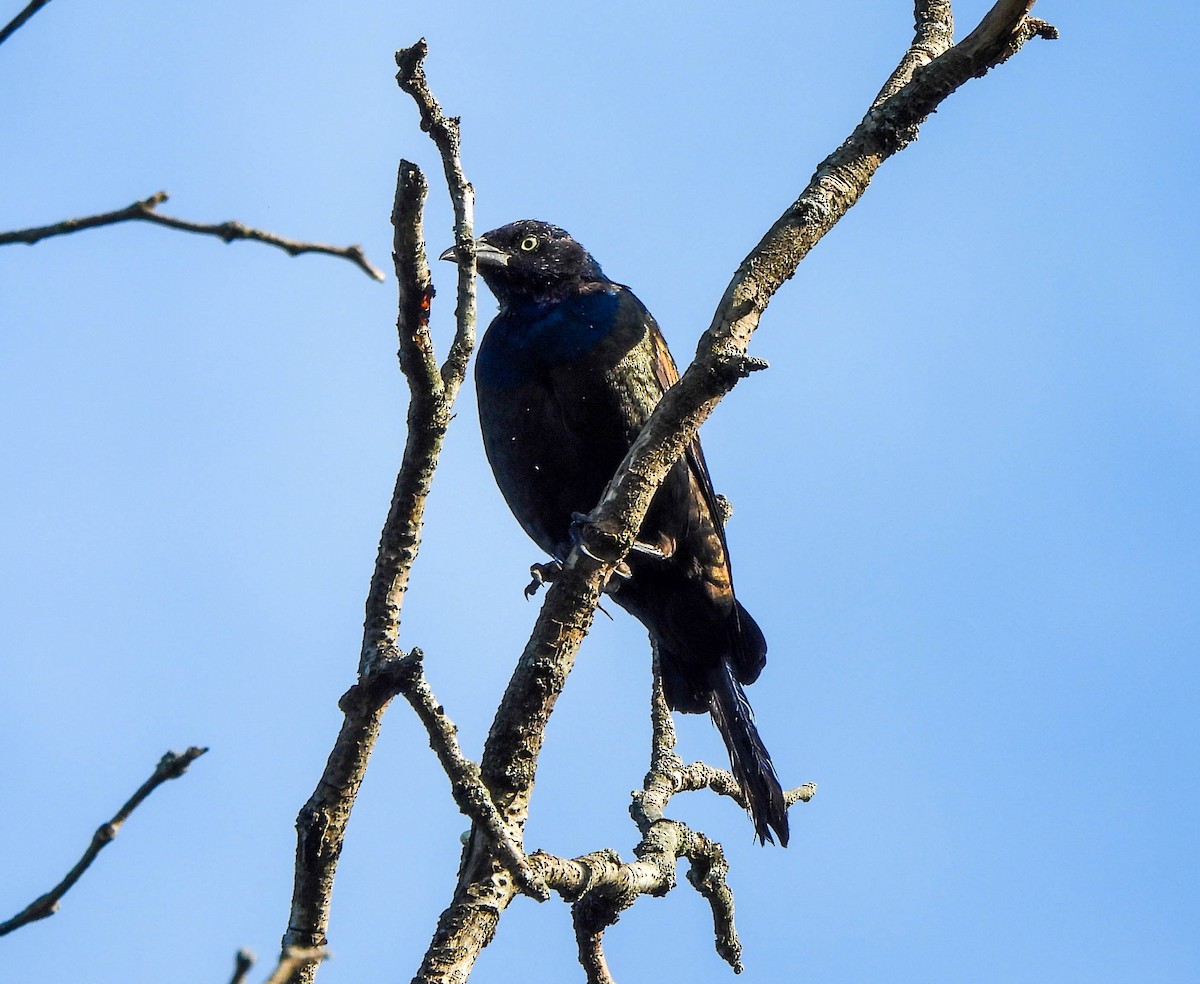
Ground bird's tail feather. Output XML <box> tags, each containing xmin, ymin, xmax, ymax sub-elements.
<box><xmin>709</xmin><ymin>662</ymin><xmax>789</xmax><ymax>846</ymax></box>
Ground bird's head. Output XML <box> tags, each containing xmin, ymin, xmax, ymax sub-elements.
<box><xmin>439</xmin><ymin>220</ymin><xmax>606</xmax><ymax>307</ymax></box>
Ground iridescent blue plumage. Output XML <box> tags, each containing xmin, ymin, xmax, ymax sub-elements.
<box><xmin>475</xmin><ymin>289</ymin><xmax>623</xmax><ymax>388</ymax></box>
<box><xmin>446</xmin><ymin>220</ymin><xmax>789</xmax><ymax>845</ymax></box>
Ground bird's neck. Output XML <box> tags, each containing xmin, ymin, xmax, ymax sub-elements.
<box><xmin>479</xmin><ymin>283</ymin><xmax>625</xmax><ymax>381</ymax></box>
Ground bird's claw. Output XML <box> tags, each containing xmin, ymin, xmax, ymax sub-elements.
<box><xmin>525</xmin><ymin>560</ymin><xmax>562</xmax><ymax>599</ymax></box>
<box><xmin>603</xmin><ymin>560</ymin><xmax>632</xmax><ymax>595</ymax></box>
<box><xmin>630</xmin><ymin>538</ymin><xmax>674</xmax><ymax>560</ymax></box>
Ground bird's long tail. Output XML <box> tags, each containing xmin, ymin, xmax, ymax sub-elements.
<box><xmin>709</xmin><ymin>661</ymin><xmax>789</xmax><ymax>846</ymax></box>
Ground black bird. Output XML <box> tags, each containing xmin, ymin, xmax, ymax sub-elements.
<box><xmin>442</xmin><ymin>220</ymin><xmax>788</xmax><ymax>845</ymax></box>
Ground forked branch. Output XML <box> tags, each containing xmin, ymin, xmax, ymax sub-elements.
<box><xmin>282</xmin><ymin>41</ymin><xmax>484</xmax><ymax>984</ymax></box>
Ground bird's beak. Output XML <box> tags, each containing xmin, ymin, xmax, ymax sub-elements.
<box><xmin>438</xmin><ymin>239</ymin><xmax>510</xmax><ymax>267</ymax></box>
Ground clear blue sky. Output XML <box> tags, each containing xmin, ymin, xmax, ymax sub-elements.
<box><xmin>3</xmin><ymin>2</ymin><xmax>1197</xmax><ymax>982</ymax></box>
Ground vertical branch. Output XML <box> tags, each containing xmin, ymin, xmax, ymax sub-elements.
<box><xmin>395</xmin><ymin>38</ymin><xmax>477</xmax><ymax>396</ymax></box>
<box><xmin>284</xmin><ymin>160</ymin><xmax>455</xmax><ymax>981</ymax></box>
<box><xmin>357</xmin><ymin>162</ymin><xmax>444</xmax><ymax>676</ymax></box>
<box><xmin>284</xmin><ymin>43</ymin><xmax>480</xmax><ymax>979</ymax></box>
<box><xmin>572</xmin><ymin>905</ymin><xmax>619</xmax><ymax>984</ymax></box>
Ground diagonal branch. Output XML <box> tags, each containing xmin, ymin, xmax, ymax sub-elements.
<box><xmin>0</xmin><ymin>192</ymin><xmax>386</xmax><ymax>281</ymax></box>
<box><xmin>393</xmin><ymin>649</ymin><xmax>549</xmax><ymax>901</ymax></box>
<box><xmin>583</xmin><ymin>1</ymin><xmax>1056</xmax><ymax>563</ymax></box>
<box><xmin>0</xmin><ymin>746</ymin><xmax>207</xmax><ymax>937</ymax></box>
<box><xmin>873</xmin><ymin>1</ymin><xmax>954</xmax><ymax>106</ymax></box>
<box><xmin>414</xmin><ymin>3</ymin><xmax>1056</xmax><ymax>980</ymax></box>
<box><xmin>0</xmin><ymin>0</ymin><xmax>53</xmax><ymax>46</ymax></box>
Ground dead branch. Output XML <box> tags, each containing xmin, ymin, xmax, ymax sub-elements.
<box><xmin>281</xmin><ymin>42</ymin><xmax>479</xmax><ymax>984</ymax></box>
<box><xmin>395</xmin><ymin>649</ymin><xmax>548</xmax><ymax>900</ymax></box>
<box><xmin>413</xmin><ymin>2</ymin><xmax>1056</xmax><ymax>980</ymax></box>
<box><xmin>395</xmin><ymin>37</ymin><xmax>478</xmax><ymax>392</ymax></box>
<box><xmin>0</xmin><ymin>746</ymin><xmax>208</xmax><ymax>937</ymax></box>
<box><xmin>0</xmin><ymin>192</ymin><xmax>385</xmax><ymax>281</ymax></box>
<box><xmin>229</xmin><ymin>949</ymin><xmax>256</xmax><ymax>984</ymax></box>
<box><xmin>0</xmin><ymin>0</ymin><xmax>53</xmax><ymax>46</ymax></box>
<box><xmin>262</xmin><ymin>946</ymin><xmax>329</xmax><ymax>984</ymax></box>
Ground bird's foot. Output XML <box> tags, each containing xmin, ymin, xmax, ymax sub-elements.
<box><xmin>602</xmin><ymin>560</ymin><xmax>631</xmax><ymax>595</ymax></box>
<box><xmin>524</xmin><ymin>560</ymin><xmax>562</xmax><ymax>599</ymax></box>
<box><xmin>572</xmin><ymin>512</ymin><xmax>674</xmax><ymax>564</ymax></box>
<box><xmin>567</xmin><ymin>512</ymin><xmax>605</xmax><ymax>562</ymax></box>
<box><xmin>630</xmin><ymin>535</ymin><xmax>674</xmax><ymax>560</ymax></box>
<box><xmin>564</xmin><ymin>513</ymin><xmax>636</xmax><ymax>594</ymax></box>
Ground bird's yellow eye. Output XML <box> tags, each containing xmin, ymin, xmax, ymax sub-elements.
<box><xmin>519</xmin><ymin>235</ymin><xmax>538</xmax><ymax>252</ymax></box>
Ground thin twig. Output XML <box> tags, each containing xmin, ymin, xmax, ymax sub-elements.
<box><xmin>529</xmin><ymin>821</ymin><xmax>741</xmax><ymax>974</ymax></box>
<box><xmin>395</xmin><ymin>38</ymin><xmax>477</xmax><ymax>395</ymax></box>
<box><xmin>340</xmin><ymin>648</ymin><xmax>548</xmax><ymax>900</ymax></box>
<box><xmin>0</xmin><ymin>192</ymin><xmax>385</xmax><ymax>281</ymax></box>
<box><xmin>387</xmin><ymin>163</ymin><xmax>442</xmax><ymax>395</ymax></box>
<box><xmin>0</xmin><ymin>0</ymin><xmax>53</xmax><ymax>46</ymax></box>
<box><xmin>676</xmin><ymin>760</ymin><xmax>817</xmax><ymax>810</ymax></box>
<box><xmin>0</xmin><ymin>746</ymin><xmax>208</xmax><ymax>937</ymax></box>
<box><xmin>396</xmin><ymin>649</ymin><xmax>549</xmax><ymax>900</ymax></box>
<box><xmin>528</xmin><ymin>661</ymin><xmax>756</xmax><ymax>979</ymax></box>
<box><xmin>229</xmin><ymin>949</ymin><xmax>256</xmax><ymax>984</ymax></box>
<box><xmin>262</xmin><ymin>946</ymin><xmax>328</xmax><ymax>984</ymax></box>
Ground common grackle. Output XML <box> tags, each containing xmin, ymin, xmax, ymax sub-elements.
<box><xmin>441</xmin><ymin>220</ymin><xmax>788</xmax><ymax>845</ymax></box>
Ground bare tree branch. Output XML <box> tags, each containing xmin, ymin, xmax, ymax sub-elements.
<box><xmin>262</xmin><ymin>946</ymin><xmax>328</xmax><ymax>984</ymax></box>
<box><xmin>684</xmin><ymin>835</ymin><xmax>742</xmax><ymax>972</ymax></box>
<box><xmin>572</xmin><ymin>910</ymin><xmax>618</xmax><ymax>984</ymax></box>
<box><xmin>282</xmin><ymin>154</ymin><xmax>441</xmax><ymax>984</ymax></box>
<box><xmin>413</xmin><ymin>3</ymin><xmax>1056</xmax><ymax>979</ymax></box>
<box><xmin>583</xmin><ymin>1</ymin><xmax>1057</xmax><ymax>566</ymax></box>
<box><xmin>0</xmin><ymin>191</ymin><xmax>386</xmax><ymax>281</ymax></box>
<box><xmin>229</xmin><ymin>949</ymin><xmax>256</xmax><ymax>984</ymax></box>
<box><xmin>395</xmin><ymin>38</ymin><xmax>478</xmax><ymax>394</ymax></box>
<box><xmin>461</xmin><ymin>658</ymin><xmax>810</xmax><ymax>981</ymax></box>
<box><xmin>677</xmin><ymin>761</ymin><xmax>817</xmax><ymax>810</ymax></box>
<box><xmin>873</xmin><ymin>1</ymin><xmax>954</xmax><ymax>106</ymax></box>
<box><xmin>0</xmin><ymin>746</ymin><xmax>208</xmax><ymax>937</ymax></box>
<box><xmin>529</xmin><ymin>827</ymin><xmax>744</xmax><ymax>976</ymax></box>
<box><xmin>0</xmin><ymin>0</ymin><xmax>52</xmax><ymax>47</ymax></box>
<box><xmin>283</xmin><ymin>649</ymin><xmax>408</xmax><ymax>967</ymax></box>
<box><xmin>395</xmin><ymin>649</ymin><xmax>549</xmax><ymax>900</ymax></box>
<box><xmin>282</xmin><ymin>43</ymin><xmax>481</xmax><ymax>984</ymax></box>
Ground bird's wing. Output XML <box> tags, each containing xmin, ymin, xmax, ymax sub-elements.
<box><xmin>644</xmin><ymin>313</ymin><xmax>734</xmax><ymax>561</ymax></box>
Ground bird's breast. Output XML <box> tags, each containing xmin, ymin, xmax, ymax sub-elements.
<box><xmin>475</xmin><ymin>288</ymin><xmax>630</xmax><ymax>389</ymax></box>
